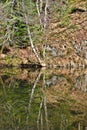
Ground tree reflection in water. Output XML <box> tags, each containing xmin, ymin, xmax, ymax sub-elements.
<box><xmin>0</xmin><ymin>68</ymin><xmax>87</xmax><ymax>130</ymax></box>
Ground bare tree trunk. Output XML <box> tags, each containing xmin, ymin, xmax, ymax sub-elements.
<box><xmin>40</xmin><ymin>0</ymin><xmax>43</xmax><ymax>13</ymax></box>
<box><xmin>42</xmin><ymin>0</ymin><xmax>49</xmax><ymax>59</ymax></box>
<box><xmin>36</xmin><ymin>0</ymin><xmax>43</xmax><ymax>29</ymax></box>
<box><xmin>44</xmin><ymin>0</ymin><xmax>49</xmax><ymax>29</ymax></box>
<box><xmin>22</xmin><ymin>0</ymin><xmax>45</xmax><ymax>66</ymax></box>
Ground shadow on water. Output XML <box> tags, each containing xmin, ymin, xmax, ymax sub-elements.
<box><xmin>0</xmin><ymin>67</ymin><xmax>87</xmax><ymax>130</ymax></box>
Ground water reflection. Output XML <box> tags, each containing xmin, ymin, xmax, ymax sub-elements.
<box><xmin>0</xmin><ymin>68</ymin><xmax>87</xmax><ymax>130</ymax></box>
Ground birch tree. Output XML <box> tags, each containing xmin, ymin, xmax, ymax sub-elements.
<box><xmin>36</xmin><ymin>0</ymin><xmax>43</xmax><ymax>29</ymax></box>
<box><xmin>43</xmin><ymin>0</ymin><xmax>49</xmax><ymax>59</ymax></box>
<box><xmin>22</xmin><ymin>0</ymin><xmax>46</xmax><ymax>66</ymax></box>
<box><xmin>44</xmin><ymin>0</ymin><xmax>49</xmax><ymax>29</ymax></box>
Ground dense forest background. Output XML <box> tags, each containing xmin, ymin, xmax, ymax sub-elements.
<box><xmin>0</xmin><ymin>0</ymin><xmax>87</xmax><ymax>67</ymax></box>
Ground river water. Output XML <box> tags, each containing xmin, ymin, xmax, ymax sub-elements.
<box><xmin>0</xmin><ymin>68</ymin><xmax>87</xmax><ymax>130</ymax></box>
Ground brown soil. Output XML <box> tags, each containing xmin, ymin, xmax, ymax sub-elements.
<box><xmin>0</xmin><ymin>0</ymin><xmax>87</xmax><ymax>67</ymax></box>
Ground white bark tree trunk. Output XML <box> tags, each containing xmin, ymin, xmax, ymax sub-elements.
<box><xmin>40</xmin><ymin>0</ymin><xmax>43</xmax><ymax>13</ymax></box>
<box><xmin>22</xmin><ymin>0</ymin><xmax>45</xmax><ymax>66</ymax></box>
<box><xmin>36</xmin><ymin>0</ymin><xmax>43</xmax><ymax>29</ymax></box>
<box><xmin>44</xmin><ymin>0</ymin><xmax>49</xmax><ymax>29</ymax></box>
<box><xmin>43</xmin><ymin>0</ymin><xmax>49</xmax><ymax>59</ymax></box>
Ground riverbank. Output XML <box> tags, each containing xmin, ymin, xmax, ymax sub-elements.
<box><xmin>0</xmin><ymin>0</ymin><xmax>87</xmax><ymax>67</ymax></box>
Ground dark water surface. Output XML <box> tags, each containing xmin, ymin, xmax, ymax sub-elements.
<box><xmin>0</xmin><ymin>68</ymin><xmax>87</xmax><ymax>130</ymax></box>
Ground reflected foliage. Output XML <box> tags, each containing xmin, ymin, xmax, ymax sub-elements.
<box><xmin>0</xmin><ymin>68</ymin><xmax>87</xmax><ymax>130</ymax></box>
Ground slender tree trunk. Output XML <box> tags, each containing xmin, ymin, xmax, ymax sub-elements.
<box><xmin>42</xmin><ymin>0</ymin><xmax>49</xmax><ymax>59</ymax></box>
<box><xmin>36</xmin><ymin>0</ymin><xmax>43</xmax><ymax>29</ymax></box>
<box><xmin>40</xmin><ymin>0</ymin><xmax>43</xmax><ymax>13</ymax></box>
<box><xmin>22</xmin><ymin>0</ymin><xmax>45</xmax><ymax>66</ymax></box>
<box><xmin>44</xmin><ymin>0</ymin><xmax>49</xmax><ymax>29</ymax></box>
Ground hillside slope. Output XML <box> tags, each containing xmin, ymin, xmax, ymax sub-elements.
<box><xmin>41</xmin><ymin>0</ymin><xmax>87</xmax><ymax>67</ymax></box>
<box><xmin>0</xmin><ymin>0</ymin><xmax>87</xmax><ymax>67</ymax></box>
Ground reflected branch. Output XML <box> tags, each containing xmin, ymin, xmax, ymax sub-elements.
<box><xmin>44</xmin><ymin>95</ymin><xmax>49</xmax><ymax>130</ymax></box>
<box><xmin>37</xmin><ymin>70</ymin><xmax>49</xmax><ymax>130</ymax></box>
<box><xmin>78</xmin><ymin>122</ymin><xmax>81</xmax><ymax>130</ymax></box>
<box><xmin>43</xmin><ymin>71</ymin><xmax>49</xmax><ymax>130</ymax></box>
<box><xmin>26</xmin><ymin>69</ymin><xmax>42</xmax><ymax>122</ymax></box>
<box><xmin>41</xmin><ymin>113</ymin><xmax>43</xmax><ymax>130</ymax></box>
<box><xmin>37</xmin><ymin>98</ymin><xmax>43</xmax><ymax>130</ymax></box>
